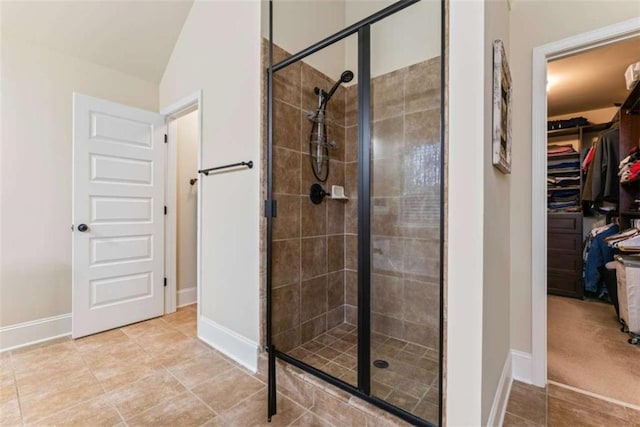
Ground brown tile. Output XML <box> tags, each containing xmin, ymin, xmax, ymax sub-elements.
<box><xmin>0</xmin><ymin>397</ymin><xmax>22</xmax><ymax>426</ymax></box>
<box><xmin>272</xmin><ymin>239</ymin><xmax>300</xmax><ymax>287</ymax></box>
<box><xmin>168</xmin><ymin>351</ymin><xmax>233</xmax><ymax>389</ymax></box>
<box><xmin>272</xmin><ymin>284</ymin><xmax>300</xmax><ymax>334</ymax></box>
<box><xmin>20</xmin><ymin>370</ymin><xmax>104</xmax><ymax>423</ymax></box>
<box><xmin>372</xmin><ymin>116</ymin><xmax>403</xmax><ymax>160</ymax></box>
<box><xmin>413</xmin><ymin>399</ymin><xmax>439</xmax><ymax>425</ymax></box>
<box><xmin>372</xmin><ymin>236</ymin><xmax>404</xmax><ymax>277</ymax></box>
<box><xmin>127</xmin><ymin>392</ymin><xmax>215</xmax><ymax>427</ymax></box>
<box><xmin>301</xmin><ymin>316</ymin><xmax>327</xmax><ymax>343</ymax></box>
<box><xmin>345</xmin><ymin>85</ymin><xmax>358</xmax><ymax>127</ymax></box>
<box><xmin>372</xmin><ymin>197</ymin><xmax>401</xmax><ymax>237</ymax></box>
<box><xmin>404</xmin><ymin>109</ymin><xmax>441</xmax><ymax>150</ymax></box>
<box><xmin>372</xmin><ymin>313</ymin><xmax>404</xmax><ymax>340</ymax></box>
<box><xmin>403</xmin><ymin>321</ymin><xmax>438</xmax><ymax>350</ymax></box>
<box><xmin>327</xmin><ymin>198</ymin><xmax>345</xmax><ymax>235</ymax></box>
<box><xmin>14</xmin><ymin>354</ymin><xmax>88</xmax><ymax>396</ymax></box>
<box><xmin>405</xmin><ymin>58</ymin><xmax>441</xmax><ymax>114</ymax></box>
<box><xmin>274</xmin><ymin>100</ymin><xmax>301</xmax><ymax>151</ymax></box>
<box><xmin>301</xmin><ymin>276</ymin><xmax>328</xmax><ymax>322</ymax></box>
<box><xmin>403</xmin><ymin>239</ymin><xmax>440</xmax><ymax>282</ymax></box>
<box><xmin>108</xmin><ymin>370</ymin><xmax>186</xmax><ymax>419</ymax></box>
<box><xmin>548</xmin><ymin>395</ymin><xmax>631</xmax><ymax>427</ymax></box>
<box><xmin>301</xmin><ymin>197</ymin><xmax>327</xmax><ymax>237</ymax></box>
<box><xmin>503</xmin><ymin>412</ymin><xmax>543</xmax><ymax>427</ymax></box>
<box><xmin>316</xmin><ymin>346</ymin><xmax>342</xmax><ymax>361</ymax></box>
<box><xmin>300</xmin><ymin>353</ymin><xmax>331</xmax><ymax>371</ymax></box>
<box><xmin>301</xmin><ymin>237</ymin><xmax>327</xmax><ymax>280</ymax></box>
<box><xmin>33</xmin><ymin>395</ymin><xmax>122</xmax><ymax>427</ymax></box>
<box><xmin>625</xmin><ymin>407</ymin><xmax>640</xmax><ymax>425</ymax></box>
<box><xmin>404</xmin><ymin>280</ymin><xmax>439</xmax><ymax>326</ymax></box>
<box><xmin>386</xmin><ymin>390</ymin><xmax>419</xmax><ymax>412</ymax></box>
<box><xmin>326</xmin><ymin>306</ymin><xmax>344</xmax><ymax>329</ymax></box>
<box><xmin>345</xmin><ymin>201</ymin><xmax>358</xmax><ymax>234</ymax></box>
<box><xmin>300</xmin><ymin>340</ymin><xmax>325</xmax><ymax>353</ymax></box>
<box><xmin>143</xmin><ymin>337</ymin><xmax>210</xmax><ymax>368</ymax></box>
<box><xmin>273</xmin><ymin>328</ymin><xmax>301</xmax><ymax>353</ymax></box>
<box><xmin>310</xmin><ymin>388</ymin><xmax>367</xmax><ymax>426</ymax></box>
<box><xmin>73</xmin><ymin>329</ymin><xmax>130</xmax><ymax>353</ymax></box>
<box><xmin>301</xmin><ymin>63</ymin><xmax>335</xmax><ymax>119</ymax></box>
<box><xmin>289</xmin><ymin>411</ymin><xmax>334</xmax><ymax>426</ymax></box>
<box><xmin>548</xmin><ymin>383</ymin><xmax>630</xmax><ymax>421</ymax></box>
<box><xmin>313</xmin><ymin>334</ymin><xmax>337</xmax><ymax>346</ymax></box>
<box><xmin>273</xmin><ymin>147</ymin><xmax>300</xmax><ymax>195</ymax></box>
<box><xmin>161</xmin><ymin>309</ymin><xmax>196</xmax><ymax>327</ymax></box>
<box><xmin>216</xmin><ymin>390</ymin><xmax>304</xmax><ymax>427</ymax></box>
<box><xmin>191</xmin><ymin>368</ymin><xmax>264</xmax><ymax>414</ymax></box>
<box><xmin>339</xmin><ymin>370</ymin><xmax>357</xmax><ymax>386</ymax></box>
<box><xmin>326</xmin><ymin>160</ymin><xmax>345</xmax><ymax>194</ymax></box>
<box><xmin>333</xmin><ymin>353</ymin><xmax>357</xmax><ymax>370</ymax></box>
<box><xmin>371</xmin><ymin>274</ymin><xmax>404</xmax><ymax>319</ymax></box>
<box><xmin>371</xmin><ymin>380</ymin><xmax>393</xmax><ymax>399</ymax></box>
<box><xmin>372</xmin><ymin>69</ymin><xmax>406</xmax><ymax>121</ymax></box>
<box><xmin>345</xmin><ymin>305</ymin><xmax>357</xmax><ymax>325</ymax></box>
<box><xmin>345</xmin><ymin>126</ymin><xmax>358</xmax><ymax>163</ymax></box>
<box><xmin>0</xmin><ymin>373</ymin><xmax>16</xmax><ymax>405</ymax></box>
<box><xmin>327</xmin><ymin>271</ymin><xmax>345</xmax><ymax>310</ymax></box>
<box><xmin>11</xmin><ymin>342</ymin><xmax>77</xmax><ymax>374</ymax></box>
<box><xmin>273</xmin><ymin>45</ymin><xmax>302</xmax><ymax>108</ymax></box>
<box><xmin>345</xmin><ymin>270</ymin><xmax>357</xmax><ymax>306</ymax></box>
<box><xmin>273</xmin><ymin>195</ymin><xmax>301</xmax><ymax>240</ymax></box>
<box><xmin>327</xmin><ymin>236</ymin><xmax>344</xmax><ymax>273</ymax></box>
<box><xmin>289</xmin><ymin>347</ymin><xmax>313</xmax><ymax>361</ymax></box>
<box><xmin>345</xmin><ymin>235</ymin><xmax>357</xmax><ymax>270</ymax></box>
<box><xmin>329</xmin><ymin>124</ymin><xmax>345</xmax><ymax>162</ymax></box>
<box><xmin>372</xmin><ymin>155</ymin><xmax>403</xmax><ymax>198</ymax></box>
<box><xmin>506</xmin><ymin>381</ymin><xmax>546</xmax><ymax>426</ymax></box>
<box><xmin>344</xmin><ymin>162</ymin><xmax>358</xmax><ymax>199</ymax></box>
<box><xmin>9</xmin><ymin>336</ymin><xmax>70</xmax><ymax>357</ymax></box>
<box><xmin>276</xmin><ymin>364</ymin><xmax>315</xmax><ymax>409</ymax></box>
<box><xmin>329</xmin><ymin>339</ymin><xmax>354</xmax><ymax>353</ymax></box>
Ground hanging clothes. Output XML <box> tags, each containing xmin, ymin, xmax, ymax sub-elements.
<box><xmin>588</xmin><ymin>124</ymin><xmax>620</xmax><ymax>203</ymax></box>
<box><xmin>583</xmin><ymin>223</ymin><xmax>619</xmax><ymax>293</ymax></box>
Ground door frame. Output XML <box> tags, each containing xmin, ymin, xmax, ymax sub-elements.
<box><xmin>160</xmin><ymin>91</ymin><xmax>203</xmax><ymax>314</ymax></box>
<box><xmin>530</xmin><ymin>18</ymin><xmax>640</xmax><ymax>387</ymax></box>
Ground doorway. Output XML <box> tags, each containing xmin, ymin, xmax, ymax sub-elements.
<box><xmin>530</xmin><ymin>16</ymin><xmax>640</xmax><ymax>399</ymax></box>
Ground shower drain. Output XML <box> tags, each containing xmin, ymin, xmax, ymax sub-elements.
<box><xmin>373</xmin><ymin>359</ymin><xmax>389</xmax><ymax>369</ymax></box>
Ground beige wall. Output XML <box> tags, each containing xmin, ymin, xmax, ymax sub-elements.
<box><xmin>0</xmin><ymin>36</ymin><xmax>158</xmax><ymax>327</ymax></box>
<box><xmin>160</xmin><ymin>0</ymin><xmax>262</xmax><ymax>344</ymax></box>
<box><xmin>509</xmin><ymin>1</ymin><xmax>640</xmax><ymax>353</ymax></box>
<box><xmin>482</xmin><ymin>0</ymin><xmax>511</xmax><ymax>424</ymax></box>
<box><xmin>176</xmin><ymin>111</ymin><xmax>198</xmax><ymax>291</ymax></box>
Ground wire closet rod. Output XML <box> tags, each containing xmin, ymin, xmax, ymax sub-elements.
<box><xmin>198</xmin><ymin>161</ymin><xmax>253</xmax><ymax>175</ymax></box>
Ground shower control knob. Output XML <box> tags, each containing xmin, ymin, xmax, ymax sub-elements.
<box><xmin>328</xmin><ymin>140</ymin><xmax>337</xmax><ymax>149</ymax></box>
<box><xmin>77</xmin><ymin>224</ymin><xmax>88</xmax><ymax>232</ymax></box>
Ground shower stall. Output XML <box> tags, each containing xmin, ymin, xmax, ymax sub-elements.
<box><xmin>265</xmin><ymin>1</ymin><xmax>444</xmax><ymax>425</ymax></box>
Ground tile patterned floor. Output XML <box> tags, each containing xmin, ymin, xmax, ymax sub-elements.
<box><xmin>504</xmin><ymin>380</ymin><xmax>640</xmax><ymax>427</ymax></box>
<box><xmin>288</xmin><ymin>323</ymin><xmax>440</xmax><ymax>423</ymax></box>
<box><xmin>0</xmin><ymin>305</ymin><xmax>349</xmax><ymax>427</ymax></box>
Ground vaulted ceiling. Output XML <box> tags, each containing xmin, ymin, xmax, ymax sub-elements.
<box><xmin>1</xmin><ymin>1</ymin><xmax>194</xmax><ymax>84</ymax></box>
<box><xmin>547</xmin><ymin>37</ymin><xmax>640</xmax><ymax>116</ymax></box>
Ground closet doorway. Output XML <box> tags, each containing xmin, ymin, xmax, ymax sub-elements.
<box><xmin>544</xmin><ymin>36</ymin><xmax>640</xmax><ymax>408</ymax></box>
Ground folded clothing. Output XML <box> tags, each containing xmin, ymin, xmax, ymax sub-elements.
<box><xmin>548</xmin><ymin>161</ymin><xmax>580</xmax><ymax>169</ymax></box>
<box><xmin>548</xmin><ymin>117</ymin><xmax>589</xmax><ymax>130</ymax></box>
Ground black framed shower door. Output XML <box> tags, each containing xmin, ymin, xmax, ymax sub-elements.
<box><xmin>265</xmin><ymin>1</ymin><xmax>445</xmax><ymax>426</ymax></box>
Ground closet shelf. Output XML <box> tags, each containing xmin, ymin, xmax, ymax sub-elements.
<box><xmin>620</xmin><ymin>211</ymin><xmax>640</xmax><ymax>217</ymax></box>
<box><xmin>547</xmin><ymin>121</ymin><xmax>614</xmax><ymax>138</ymax></box>
<box><xmin>548</xmin><ymin>168</ymin><xmax>581</xmax><ymax>175</ymax></box>
<box><xmin>547</xmin><ymin>152</ymin><xmax>580</xmax><ymax>159</ymax></box>
<box><xmin>548</xmin><ymin>186</ymin><xmax>581</xmax><ymax>191</ymax></box>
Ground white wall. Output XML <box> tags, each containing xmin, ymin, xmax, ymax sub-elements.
<box><xmin>0</xmin><ymin>36</ymin><xmax>158</xmax><ymax>328</ymax></box>
<box><xmin>160</xmin><ymin>0</ymin><xmax>262</xmax><ymax>363</ymax></box>
<box><xmin>482</xmin><ymin>1</ymin><xmax>511</xmax><ymax>424</ymax></box>
<box><xmin>176</xmin><ymin>111</ymin><xmax>198</xmax><ymax>292</ymax></box>
<box><xmin>344</xmin><ymin>0</ymin><xmax>441</xmax><ymax>79</ymax></box>
<box><xmin>446</xmin><ymin>1</ymin><xmax>485</xmax><ymax>425</ymax></box>
<box><xmin>509</xmin><ymin>0</ymin><xmax>640</xmax><ymax>356</ymax></box>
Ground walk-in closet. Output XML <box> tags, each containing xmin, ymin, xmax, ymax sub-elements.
<box><xmin>545</xmin><ymin>37</ymin><xmax>640</xmax><ymax>407</ymax></box>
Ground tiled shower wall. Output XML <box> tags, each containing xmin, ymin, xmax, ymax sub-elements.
<box><xmin>267</xmin><ymin>40</ymin><xmax>442</xmax><ymax>352</ymax></box>
<box><xmin>343</xmin><ymin>57</ymin><xmax>442</xmax><ymax>350</ymax></box>
<box><xmin>270</xmin><ymin>43</ymin><xmax>349</xmax><ymax>352</ymax></box>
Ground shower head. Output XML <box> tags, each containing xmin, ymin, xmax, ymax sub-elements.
<box><xmin>321</xmin><ymin>70</ymin><xmax>354</xmax><ymax>108</ymax></box>
<box><xmin>341</xmin><ymin>70</ymin><xmax>354</xmax><ymax>83</ymax></box>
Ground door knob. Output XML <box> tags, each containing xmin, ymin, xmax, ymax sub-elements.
<box><xmin>77</xmin><ymin>224</ymin><xmax>88</xmax><ymax>232</ymax></box>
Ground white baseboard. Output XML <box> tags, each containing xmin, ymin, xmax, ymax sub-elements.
<box><xmin>0</xmin><ymin>313</ymin><xmax>71</xmax><ymax>353</ymax></box>
<box><xmin>177</xmin><ymin>286</ymin><xmax>197</xmax><ymax>307</ymax></box>
<box><xmin>198</xmin><ymin>315</ymin><xmax>259</xmax><ymax>372</ymax></box>
<box><xmin>511</xmin><ymin>350</ymin><xmax>533</xmax><ymax>384</ymax></box>
<box><xmin>487</xmin><ymin>352</ymin><xmax>513</xmax><ymax>427</ymax></box>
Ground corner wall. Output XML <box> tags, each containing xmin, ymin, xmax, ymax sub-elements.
<box><xmin>159</xmin><ymin>0</ymin><xmax>262</xmax><ymax>369</ymax></box>
<box><xmin>509</xmin><ymin>0</ymin><xmax>640</xmax><ymax>360</ymax></box>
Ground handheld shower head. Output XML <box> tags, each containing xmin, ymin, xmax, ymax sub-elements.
<box><xmin>341</xmin><ymin>70</ymin><xmax>354</xmax><ymax>83</ymax></box>
<box><xmin>321</xmin><ymin>70</ymin><xmax>354</xmax><ymax>108</ymax></box>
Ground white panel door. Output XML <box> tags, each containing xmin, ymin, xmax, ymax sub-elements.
<box><xmin>72</xmin><ymin>93</ymin><xmax>165</xmax><ymax>338</ymax></box>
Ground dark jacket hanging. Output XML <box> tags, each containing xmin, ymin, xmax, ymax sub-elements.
<box><xmin>586</xmin><ymin>124</ymin><xmax>620</xmax><ymax>203</ymax></box>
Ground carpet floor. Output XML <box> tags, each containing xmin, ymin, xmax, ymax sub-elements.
<box><xmin>548</xmin><ymin>295</ymin><xmax>640</xmax><ymax>407</ymax></box>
